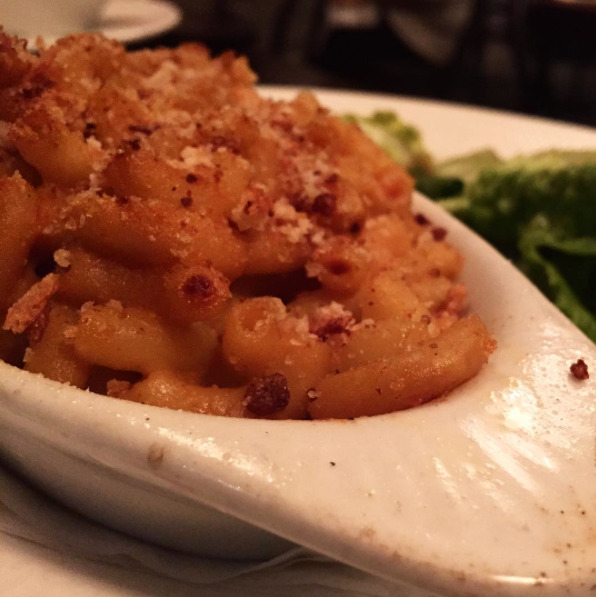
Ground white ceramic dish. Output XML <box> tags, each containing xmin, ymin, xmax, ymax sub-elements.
<box><xmin>3</xmin><ymin>0</ymin><xmax>106</xmax><ymax>39</ymax></box>
<box><xmin>25</xmin><ymin>0</ymin><xmax>182</xmax><ymax>48</ymax></box>
<box><xmin>2</xmin><ymin>89</ymin><xmax>596</xmax><ymax>597</ymax></box>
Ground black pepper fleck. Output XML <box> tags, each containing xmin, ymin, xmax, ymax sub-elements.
<box><xmin>83</xmin><ymin>122</ymin><xmax>97</xmax><ymax>139</ymax></box>
<box><xmin>415</xmin><ymin>213</ymin><xmax>431</xmax><ymax>226</ymax></box>
<box><xmin>349</xmin><ymin>222</ymin><xmax>362</xmax><ymax>235</ymax></box>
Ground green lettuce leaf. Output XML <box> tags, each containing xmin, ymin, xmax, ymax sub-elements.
<box><xmin>518</xmin><ymin>217</ymin><xmax>596</xmax><ymax>340</ymax></box>
<box><xmin>437</xmin><ymin>157</ymin><xmax>596</xmax><ymax>341</ymax></box>
<box><xmin>344</xmin><ymin>111</ymin><xmax>433</xmax><ymax>174</ymax></box>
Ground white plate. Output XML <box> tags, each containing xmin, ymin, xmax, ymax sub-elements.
<box><xmin>2</xmin><ymin>88</ymin><xmax>596</xmax><ymax>597</ymax></box>
<box><xmin>26</xmin><ymin>0</ymin><xmax>182</xmax><ymax>47</ymax></box>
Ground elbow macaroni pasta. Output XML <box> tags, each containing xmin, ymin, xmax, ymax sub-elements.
<box><xmin>0</xmin><ymin>33</ymin><xmax>494</xmax><ymax>419</ymax></box>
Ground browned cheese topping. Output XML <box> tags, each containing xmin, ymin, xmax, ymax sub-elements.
<box><xmin>244</xmin><ymin>373</ymin><xmax>291</xmax><ymax>415</ymax></box>
<box><xmin>0</xmin><ymin>33</ymin><xmax>494</xmax><ymax>419</ymax></box>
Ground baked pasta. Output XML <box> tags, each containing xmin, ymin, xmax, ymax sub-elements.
<box><xmin>0</xmin><ymin>33</ymin><xmax>494</xmax><ymax>419</ymax></box>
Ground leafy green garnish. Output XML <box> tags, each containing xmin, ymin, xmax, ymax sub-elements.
<box><xmin>436</xmin><ymin>153</ymin><xmax>596</xmax><ymax>341</ymax></box>
<box><xmin>344</xmin><ymin>111</ymin><xmax>433</xmax><ymax>175</ymax></box>
<box><xmin>518</xmin><ymin>217</ymin><xmax>596</xmax><ymax>340</ymax></box>
<box><xmin>435</xmin><ymin>149</ymin><xmax>502</xmax><ymax>184</ymax></box>
<box><xmin>445</xmin><ymin>156</ymin><xmax>596</xmax><ymax>253</ymax></box>
<box><xmin>412</xmin><ymin>171</ymin><xmax>464</xmax><ymax>200</ymax></box>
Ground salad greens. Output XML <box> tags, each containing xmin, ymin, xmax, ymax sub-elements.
<box><xmin>348</xmin><ymin>111</ymin><xmax>596</xmax><ymax>342</ymax></box>
<box><xmin>344</xmin><ymin>112</ymin><xmax>433</xmax><ymax>175</ymax></box>
<box><xmin>444</xmin><ymin>152</ymin><xmax>596</xmax><ymax>342</ymax></box>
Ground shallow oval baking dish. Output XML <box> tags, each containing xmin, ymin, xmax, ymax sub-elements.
<box><xmin>2</xmin><ymin>188</ymin><xmax>596</xmax><ymax>597</ymax></box>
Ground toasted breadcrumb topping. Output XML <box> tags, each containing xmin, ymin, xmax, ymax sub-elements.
<box><xmin>0</xmin><ymin>33</ymin><xmax>495</xmax><ymax>419</ymax></box>
<box><xmin>3</xmin><ymin>274</ymin><xmax>59</xmax><ymax>334</ymax></box>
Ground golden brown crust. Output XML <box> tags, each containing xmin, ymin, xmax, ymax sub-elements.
<box><xmin>0</xmin><ymin>34</ymin><xmax>494</xmax><ymax>418</ymax></box>
<box><xmin>3</xmin><ymin>273</ymin><xmax>59</xmax><ymax>334</ymax></box>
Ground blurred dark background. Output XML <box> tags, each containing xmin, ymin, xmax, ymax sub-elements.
<box><xmin>145</xmin><ymin>0</ymin><xmax>596</xmax><ymax>127</ymax></box>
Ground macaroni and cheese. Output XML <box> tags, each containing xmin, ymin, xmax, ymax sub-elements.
<box><xmin>0</xmin><ymin>33</ymin><xmax>494</xmax><ymax>419</ymax></box>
